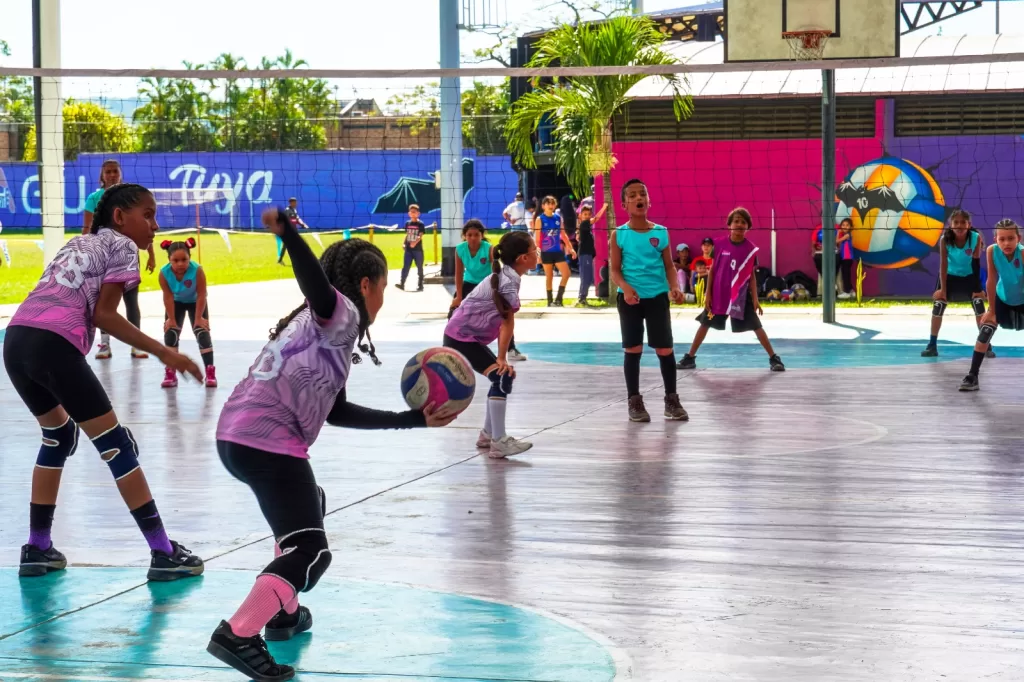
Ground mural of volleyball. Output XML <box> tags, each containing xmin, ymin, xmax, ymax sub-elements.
<box><xmin>834</xmin><ymin>156</ymin><xmax>947</xmax><ymax>269</ymax></box>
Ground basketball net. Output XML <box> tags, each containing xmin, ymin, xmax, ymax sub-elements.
<box><xmin>782</xmin><ymin>30</ymin><xmax>832</xmax><ymax>61</ymax></box>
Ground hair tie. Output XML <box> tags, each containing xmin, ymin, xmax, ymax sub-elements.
<box><xmin>160</xmin><ymin>240</ymin><xmax>172</xmax><ymax>250</ymax></box>
<box><xmin>186</xmin><ymin>237</ymin><xmax>197</xmax><ymax>248</ymax></box>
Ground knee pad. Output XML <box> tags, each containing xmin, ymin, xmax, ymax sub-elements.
<box><xmin>269</xmin><ymin>528</ymin><xmax>332</xmax><ymax>592</ymax></box>
<box><xmin>37</xmin><ymin>417</ymin><xmax>79</xmax><ymax>469</ymax></box>
<box><xmin>978</xmin><ymin>323</ymin><xmax>997</xmax><ymax>345</ymax></box>
<box><xmin>972</xmin><ymin>297</ymin><xmax>987</xmax><ymax>316</ymax></box>
<box><xmin>931</xmin><ymin>300</ymin><xmax>947</xmax><ymax>318</ymax></box>
<box><xmin>195</xmin><ymin>327</ymin><xmax>212</xmax><ymax>351</ymax></box>
<box><xmin>164</xmin><ymin>327</ymin><xmax>180</xmax><ymax>347</ymax></box>
<box><xmin>92</xmin><ymin>424</ymin><xmax>141</xmax><ymax>481</ymax></box>
<box><xmin>487</xmin><ymin>370</ymin><xmax>514</xmax><ymax>397</ymax></box>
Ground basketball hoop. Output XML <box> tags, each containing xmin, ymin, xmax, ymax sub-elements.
<box><xmin>782</xmin><ymin>30</ymin><xmax>832</xmax><ymax>61</ymax></box>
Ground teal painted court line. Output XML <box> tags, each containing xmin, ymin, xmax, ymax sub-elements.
<box><xmin>516</xmin><ymin>338</ymin><xmax>1023</xmax><ymax>369</ymax></box>
<box><xmin>0</xmin><ymin>569</ymin><xmax>616</xmax><ymax>682</ymax></box>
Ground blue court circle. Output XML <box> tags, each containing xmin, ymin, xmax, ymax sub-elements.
<box><xmin>0</xmin><ymin>568</ymin><xmax>617</xmax><ymax>681</ymax></box>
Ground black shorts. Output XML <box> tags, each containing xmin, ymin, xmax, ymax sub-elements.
<box><xmin>617</xmin><ymin>292</ymin><xmax>673</xmax><ymax>349</ymax></box>
<box><xmin>443</xmin><ymin>334</ymin><xmax>497</xmax><ymax>375</ymax></box>
<box><xmin>541</xmin><ymin>251</ymin><xmax>566</xmax><ymax>265</ymax></box>
<box><xmin>995</xmin><ymin>298</ymin><xmax>1024</xmax><ymax>331</ymax></box>
<box><xmin>2</xmin><ymin>325</ymin><xmax>112</xmax><ymax>422</ymax></box>
<box><xmin>938</xmin><ymin>273</ymin><xmax>982</xmax><ymax>302</ymax></box>
<box><xmin>696</xmin><ymin>292</ymin><xmax>763</xmax><ymax>333</ymax></box>
<box><xmin>167</xmin><ymin>301</ymin><xmax>210</xmax><ymax>328</ymax></box>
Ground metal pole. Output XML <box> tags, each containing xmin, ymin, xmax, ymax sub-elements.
<box><xmin>33</xmin><ymin>0</ymin><xmax>64</xmax><ymax>264</ymax></box>
<box><xmin>996</xmin><ymin>0</ymin><xmax>1001</xmax><ymax>33</ymax></box>
<box><xmin>631</xmin><ymin>0</ymin><xmax>644</xmax><ymax>14</ymax></box>
<box><xmin>821</xmin><ymin>68</ymin><xmax>837</xmax><ymax>324</ymax></box>
<box><xmin>439</xmin><ymin>0</ymin><xmax>463</xmax><ymax>279</ymax></box>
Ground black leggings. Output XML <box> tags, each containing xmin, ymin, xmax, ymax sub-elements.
<box><xmin>217</xmin><ymin>441</ymin><xmax>330</xmax><ymax>593</ymax></box>
<box><xmin>123</xmin><ymin>286</ymin><xmax>141</xmax><ymax>328</ymax></box>
<box><xmin>3</xmin><ymin>325</ymin><xmax>112</xmax><ymax>422</ymax></box>
<box><xmin>840</xmin><ymin>259</ymin><xmax>854</xmax><ymax>293</ymax></box>
<box><xmin>165</xmin><ymin>301</ymin><xmax>214</xmax><ymax>366</ymax></box>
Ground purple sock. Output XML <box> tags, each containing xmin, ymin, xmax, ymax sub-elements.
<box><xmin>129</xmin><ymin>500</ymin><xmax>174</xmax><ymax>555</ymax></box>
<box><xmin>28</xmin><ymin>503</ymin><xmax>56</xmax><ymax>551</ymax></box>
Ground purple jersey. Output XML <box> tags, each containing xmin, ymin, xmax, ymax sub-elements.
<box><xmin>709</xmin><ymin>236</ymin><xmax>759</xmax><ymax>319</ymax></box>
<box><xmin>9</xmin><ymin>229</ymin><xmax>140</xmax><ymax>355</ymax></box>
<box><xmin>217</xmin><ymin>290</ymin><xmax>360</xmax><ymax>458</ymax></box>
<box><xmin>444</xmin><ymin>265</ymin><xmax>521</xmax><ymax>345</ymax></box>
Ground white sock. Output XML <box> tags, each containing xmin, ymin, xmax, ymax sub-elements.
<box><xmin>100</xmin><ymin>332</ymin><xmax>110</xmax><ymax>346</ymax></box>
<box><xmin>483</xmin><ymin>402</ymin><xmax>492</xmax><ymax>435</ymax></box>
<box><xmin>488</xmin><ymin>398</ymin><xmax>507</xmax><ymax>440</ymax></box>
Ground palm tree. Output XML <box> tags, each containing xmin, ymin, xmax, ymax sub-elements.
<box><xmin>504</xmin><ymin>14</ymin><xmax>692</xmax><ymax>284</ymax></box>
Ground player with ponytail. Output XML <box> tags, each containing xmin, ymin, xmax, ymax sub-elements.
<box><xmin>444</xmin><ymin>230</ymin><xmax>538</xmax><ymax>458</ymax></box>
<box><xmin>158</xmin><ymin>237</ymin><xmax>217</xmax><ymax>388</ymax></box>
<box><xmin>209</xmin><ymin>208</ymin><xmax>458</xmax><ymax>681</ymax></box>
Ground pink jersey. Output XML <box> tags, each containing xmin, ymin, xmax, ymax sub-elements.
<box><xmin>444</xmin><ymin>265</ymin><xmax>521</xmax><ymax>345</ymax></box>
<box><xmin>9</xmin><ymin>229</ymin><xmax>140</xmax><ymax>354</ymax></box>
<box><xmin>216</xmin><ymin>290</ymin><xmax>360</xmax><ymax>458</ymax></box>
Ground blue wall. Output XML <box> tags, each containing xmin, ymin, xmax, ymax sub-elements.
<box><xmin>0</xmin><ymin>151</ymin><xmax>518</xmax><ymax>232</ymax></box>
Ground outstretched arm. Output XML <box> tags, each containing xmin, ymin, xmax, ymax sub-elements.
<box><xmin>326</xmin><ymin>389</ymin><xmax>458</xmax><ymax>429</ymax></box>
<box><xmin>263</xmin><ymin>207</ymin><xmax>336</xmax><ymax>320</ymax></box>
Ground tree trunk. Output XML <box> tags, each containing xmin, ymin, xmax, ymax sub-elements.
<box><xmin>602</xmin><ymin>170</ymin><xmax>617</xmax><ymax>305</ymax></box>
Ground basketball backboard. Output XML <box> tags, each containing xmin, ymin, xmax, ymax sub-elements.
<box><xmin>724</xmin><ymin>0</ymin><xmax>899</xmax><ymax>62</ymax></box>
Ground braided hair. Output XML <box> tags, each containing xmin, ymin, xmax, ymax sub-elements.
<box><xmin>269</xmin><ymin>238</ymin><xmax>389</xmax><ymax>366</ymax></box>
<box><xmin>490</xmin><ymin>231</ymin><xmax>533</xmax><ymax>319</ymax></box>
<box><xmin>89</xmin><ymin>183</ymin><xmax>153</xmax><ymax>235</ymax></box>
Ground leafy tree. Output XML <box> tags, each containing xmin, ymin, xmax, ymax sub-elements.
<box><xmin>134</xmin><ymin>62</ymin><xmax>220</xmax><ymax>152</ymax></box>
<box><xmin>503</xmin><ymin>14</ymin><xmax>692</xmax><ymax>264</ymax></box>
<box><xmin>0</xmin><ymin>39</ymin><xmax>35</xmax><ymax>159</ymax></box>
<box><xmin>23</xmin><ymin>99</ymin><xmax>135</xmax><ymax>161</ymax></box>
<box><xmin>384</xmin><ymin>81</ymin><xmax>509</xmax><ymax>152</ymax></box>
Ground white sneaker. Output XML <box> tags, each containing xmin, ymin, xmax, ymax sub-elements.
<box><xmin>507</xmin><ymin>348</ymin><xmax>527</xmax><ymax>362</ymax></box>
<box><xmin>488</xmin><ymin>436</ymin><xmax>533</xmax><ymax>459</ymax></box>
<box><xmin>837</xmin><ymin>292</ymin><xmax>853</xmax><ymax>300</ymax></box>
<box><xmin>95</xmin><ymin>344</ymin><xmax>112</xmax><ymax>360</ymax></box>
<box><xmin>476</xmin><ymin>430</ymin><xmax>492</xmax><ymax>449</ymax></box>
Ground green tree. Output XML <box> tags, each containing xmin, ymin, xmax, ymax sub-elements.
<box><xmin>0</xmin><ymin>39</ymin><xmax>35</xmax><ymax>159</ymax></box>
<box><xmin>23</xmin><ymin>99</ymin><xmax>135</xmax><ymax>161</ymax></box>
<box><xmin>503</xmin><ymin>15</ymin><xmax>691</xmax><ymax>256</ymax></box>
<box><xmin>134</xmin><ymin>62</ymin><xmax>220</xmax><ymax>152</ymax></box>
<box><xmin>461</xmin><ymin>80</ymin><xmax>509</xmax><ymax>154</ymax></box>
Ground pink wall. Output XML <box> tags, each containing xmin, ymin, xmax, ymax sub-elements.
<box><xmin>594</xmin><ymin>137</ymin><xmax>884</xmax><ymax>291</ymax></box>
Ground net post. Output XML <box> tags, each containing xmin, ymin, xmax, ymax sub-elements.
<box><xmin>369</xmin><ymin>224</ymin><xmax>375</xmax><ymax>243</ymax></box>
<box><xmin>821</xmin><ymin>68</ymin><xmax>837</xmax><ymax>323</ymax></box>
<box><xmin>33</xmin><ymin>0</ymin><xmax>64</xmax><ymax>265</ymax></box>
<box><xmin>439</xmin><ymin>0</ymin><xmax>462</xmax><ymax>279</ymax></box>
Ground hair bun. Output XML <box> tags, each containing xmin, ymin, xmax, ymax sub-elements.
<box><xmin>186</xmin><ymin>237</ymin><xmax>197</xmax><ymax>248</ymax></box>
<box><xmin>160</xmin><ymin>240</ymin><xmax>172</xmax><ymax>250</ymax></box>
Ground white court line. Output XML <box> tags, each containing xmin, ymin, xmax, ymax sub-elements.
<box><xmin>0</xmin><ymin>673</ymin><xmax>198</xmax><ymax>682</ymax></box>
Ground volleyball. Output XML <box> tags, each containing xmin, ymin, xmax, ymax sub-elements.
<box><xmin>401</xmin><ymin>347</ymin><xmax>476</xmax><ymax>415</ymax></box>
<box><xmin>835</xmin><ymin>156</ymin><xmax>947</xmax><ymax>270</ymax></box>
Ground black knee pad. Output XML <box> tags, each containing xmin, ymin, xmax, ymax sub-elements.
<box><xmin>931</xmin><ymin>300</ymin><xmax>947</xmax><ymax>318</ymax></box>
<box><xmin>978</xmin><ymin>323</ymin><xmax>997</xmax><ymax>345</ymax></box>
<box><xmin>195</xmin><ymin>327</ymin><xmax>212</xmax><ymax>350</ymax></box>
<box><xmin>487</xmin><ymin>370</ymin><xmax>514</xmax><ymax>397</ymax></box>
<box><xmin>972</xmin><ymin>297</ymin><xmax>987</xmax><ymax>316</ymax></box>
<box><xmin>37</xmin><ymin>417</ymin><xmax>79</xmax><ymax>469</ymax></box>
<box><xmin>164</xmin><ymin>327</ymin><xmax>181</xmax><ymax>347</ymax></box>
<box><xmin>268</xmin><ymin>528</ymin><xmax>331</xmax><ymax>592</ymax></box>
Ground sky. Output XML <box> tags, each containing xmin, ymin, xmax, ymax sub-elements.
<box><xmin>2</xmin><ymin>0</ymin><xmax>1023</xmax><ymax>101</ymax></box>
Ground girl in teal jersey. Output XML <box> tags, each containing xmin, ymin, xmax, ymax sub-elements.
<box><xmin>158</xmin><ymin>238</ymin><xmax>217</xmax><ymax>389</ymax></box>
<box><xmin>959</xmin><ymin>219</ymin><xmax>1023</xmax><ymax>391</ymax></box>
<box><xmin>922</xmin><ymin>210</ymin><xmax>990</xmax><ymax>357</ymax></box>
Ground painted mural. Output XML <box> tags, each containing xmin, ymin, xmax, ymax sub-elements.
<box><xmin>0</xmin><ymin>150</ymin><xmax>517</xmax><ymax>235</ymax></box>
<box><xmin>599</xmin><ymin>103</ymin><xmax>1024</xmax><ymax>296</ymax></box>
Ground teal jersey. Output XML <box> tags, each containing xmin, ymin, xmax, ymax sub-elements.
<box><xmin>615</xmin><ymin>224</ymin><xmax>670</xmax><ymax>299</ymax></box>
<box><xmin>457</xmin><ymin>240</ymin><xmax>492</xmax><ymax>285</ymax></box>
<box><xmin>84</xmin><ymin>188</ymin><xmax>105</xmax><ymax>214</ymax></box>
<box><xmin>994</xmin><ymin>244</ymin><xmax>1024</xmax><ymax>306</ymax></box>
<box><xmin>945</xmin><ymin>231</ymin><xmax>979</xmax><ymax>278</ymax></box>
<box><xmin>161</xmin><ymin>261</ymin><xmax>200</xmax><ymax>303</ymax></box>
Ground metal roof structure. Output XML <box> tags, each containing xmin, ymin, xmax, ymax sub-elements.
<box><xmin>627</xmin><ymin>33</ymin><xmax>1024</xmax><ymax>99</ymax></box>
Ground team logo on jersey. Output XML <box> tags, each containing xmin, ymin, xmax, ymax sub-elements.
<box><xmin>1016</xmin><ymin>259</ymin><xmax>1020</xmax><ymax>268</ymax></box>
<box><xmin>649</xmin><ymin>237</ymin><xmax>659</xmax><ymax>248</ymax></box>
<box><xmin>184</xmin><ymin>279</ymin><xmax>193</xmax><ymax>288</ymax></box>
<box><xmin>480</xmin><ymin>257</ymin><xmax>487</xmax><ymax>264</ymax></box>
<box><xmin>965</xmin><ymin>248</ymin><xmax>971</xmax><ymax>254</ymax></box>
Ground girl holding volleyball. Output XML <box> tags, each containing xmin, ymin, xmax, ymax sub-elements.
<box><xmin>444</xmin><ymin>230</ymin><xmax>538</xmax><ymax>458</ymax></box>
<box><xmin>959</xmin><ymin>219</ymin><xmax>1024</xmax><ymax>392</ymax></box>
<box><xmin>922</xmin><ymin>210</ymin><xmax>991</xmax><ymax>358</ymax></box>
<box><xmin>208</xmin><ymin>208</ymin><xmax>457</xmax><ymax>681</ymax></box>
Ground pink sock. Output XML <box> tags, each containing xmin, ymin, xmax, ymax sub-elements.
<box><xmin>272</xmin><ymin>543</ymin><xmax>299</xmax><ymax>614</ymax></box>
<box><xmin>228</xmin><ymin>574</ymin><xmax>296</xmax><ymax>638</ymax></box>
<box><xmin>274</xmin><ymin>542</ymin><xmax>282</xmax><ymax>558</ymax></box>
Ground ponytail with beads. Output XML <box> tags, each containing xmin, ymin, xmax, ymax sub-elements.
<box><xmin>490</xmin><ymin>231</ymin><xmax>533</xmax><ymax>319</ymax></box>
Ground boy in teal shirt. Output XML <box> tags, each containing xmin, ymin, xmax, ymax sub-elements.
<box><xmin>609</xmin><ymin>178</ymin><xmax>687</xmax><ymax>422</ymax></box>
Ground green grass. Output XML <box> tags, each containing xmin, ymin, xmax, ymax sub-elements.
<box><xmin>0</xmin><ymin>231</ymin><xmax>421</xmax><ymax>305</ymax></box>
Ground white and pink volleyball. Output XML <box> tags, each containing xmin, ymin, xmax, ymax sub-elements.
<box><xmin>400</xmin><ymin>347</ymin><xmax>476</xmax><ymax>415</ymax></box>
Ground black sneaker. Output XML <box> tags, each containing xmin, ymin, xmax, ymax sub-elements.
<box><xmin>628</xmin><ymin>395</ymin><xmax>651</xmax><ymax>423</ymax></box>
<box><xmin>148</xmin><ymin>541</ymin><xmax>204</xmax><ymax>582</ymax></box>
<box><xmin>677</xmin><ymin>354</ymin><xmax>696</xmax><ymax>370</ymax></box>
<box><xmin>208</xmin><ymin>621</ymin><xmax>295</xmax><ymax>682</ymax></box>
<box><xmin>265</xmin><ymin>605</ymin><xmax>313</xmax><ymax>641</ymax></box>
<box><xmin>769</xmin><ymin>354</ymin><xmax>786</xmax><ymax>372</ymax></box>
<box><xmin>416</xmin><ymin>285</ymin><xmax>424</xmax><ymax>292</ymax></box>
<box><xmin>959</xmin><ymin>374</ymin><xmax>980</xmax><ymax>392</ymax></box>
<box><xmin>921</xmin><ymin>345</ymin><xmax>938</xmax><ymax>357</ymax></box>
<box><xmin>395</xmin><ymin>283</ymin><xmax>405</xmax><ymax>291</ymax></box>
<box><xmin>19</xmin><ymin>543</ymin><xmax>67</xmax><ymax>577</ymax></box>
